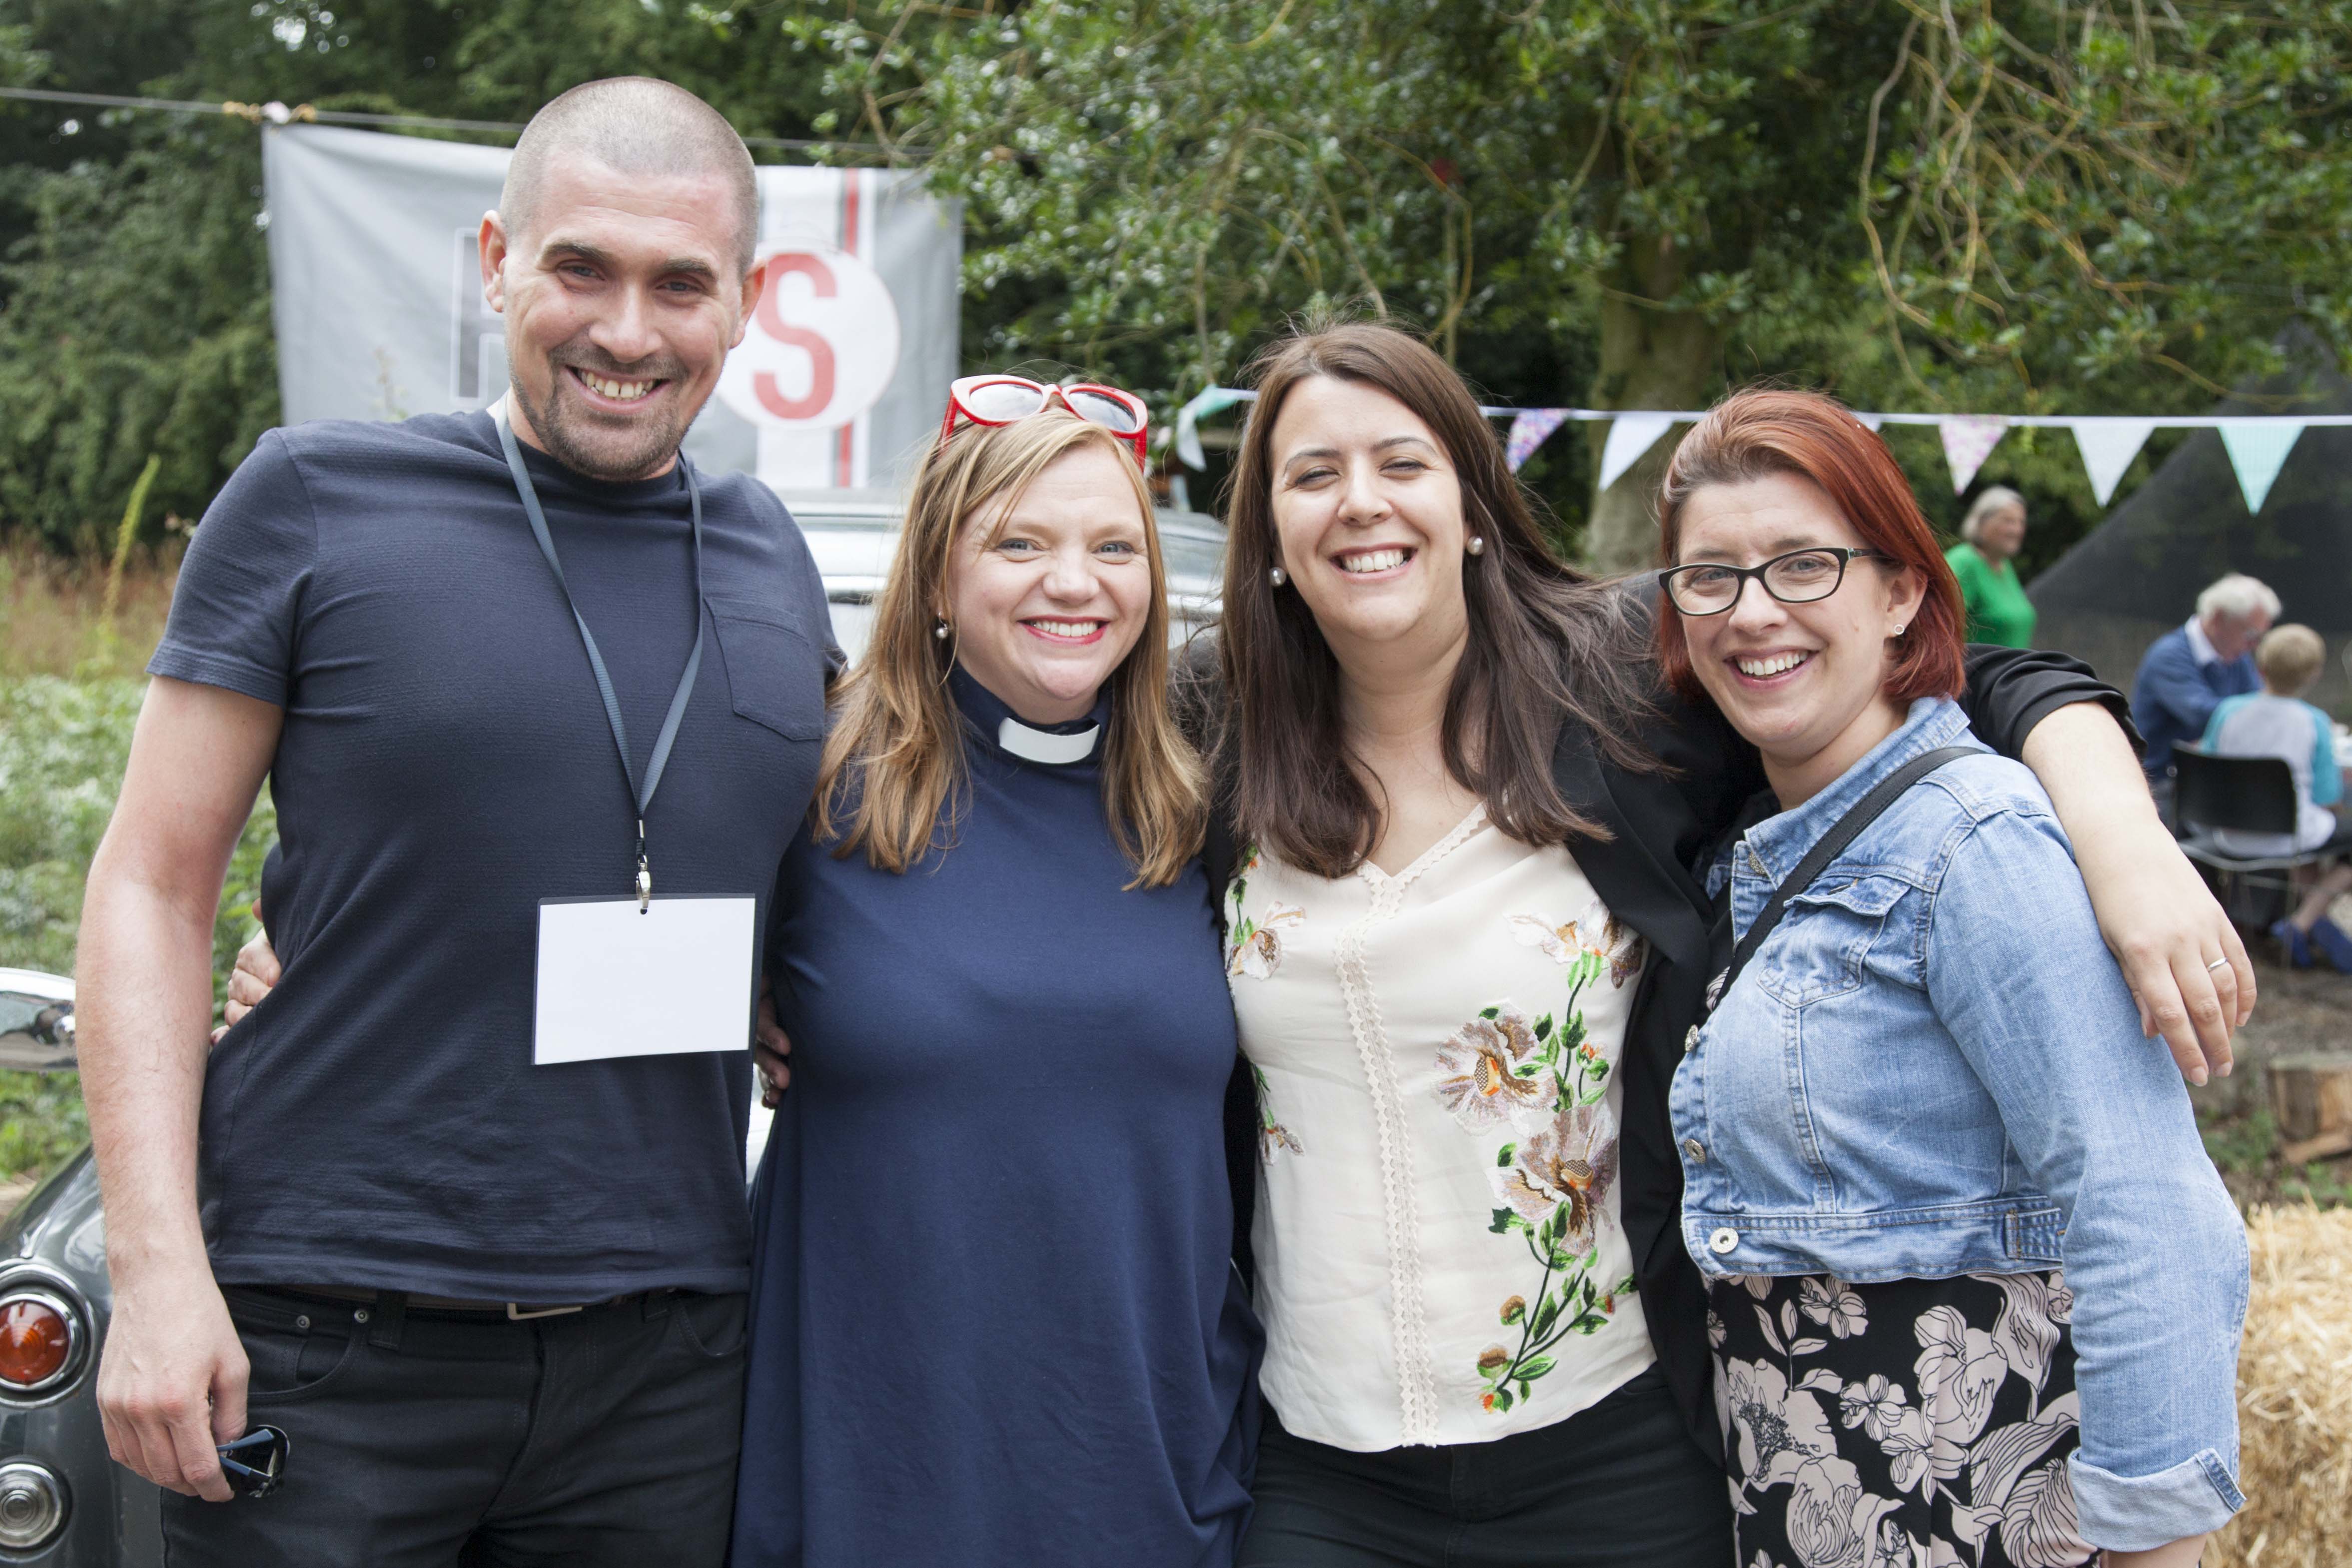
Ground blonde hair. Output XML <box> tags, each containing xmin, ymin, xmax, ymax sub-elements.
<box><xmin>812</xmin><ymin>413</ymin><xmax>1204</xmax><ymax>888</ymax></box>
<box><xmin>1958</xmin><ymin>485</ymin><xmax>2026</xmax><ymax>545</ymax></box>
<box><xmin>2257</xmin><ymin>623</ymin><xmax>2326</xmax><ymax>695</ymax></box>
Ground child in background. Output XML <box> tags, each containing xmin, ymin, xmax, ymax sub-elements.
<box><xmin>2202</xmin><ymin>623</ymin><xmax>2352</xmax><ymax>967</ymax></box>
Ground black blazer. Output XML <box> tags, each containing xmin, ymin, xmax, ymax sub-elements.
<box><xmin>1195</xmin><ymin>635</ymin><xmax>2129</xmax><ymax>1464</ymax></box>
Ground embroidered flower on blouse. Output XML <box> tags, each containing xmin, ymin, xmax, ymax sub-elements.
<box><xmin>1500</xmin><ymin>1104</ymin><xmax>1618</xmax><ymax>1252</ymax></box>
<box><xmin>1508</xmin><ymin>907</ymin><xmax>1643</xmax><ymax>988</ymax></box>
<box><xmin>1435</xmin><ymin>1005</ymin><xmax>1551</xmax><ymax>1128</ymax></box>
<box><xmin>1226</xmin><ymin>901</ymin><xmax>1305</xmax><ymax>981</ymax></box>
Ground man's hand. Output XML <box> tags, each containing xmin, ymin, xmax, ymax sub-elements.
<box><xmin>96</xmin><ymin>1260</ymin><xmax>248</xmax><ymax>1501</ymax></box>
<box><xmin>209</xmin><ymin>907</ymin><xmax>277</xmax><ymax>1046</ymax></box>
<box><xmin>754</xmin><ymin>978</ymin><xmax>791</xmax><ymax>1108</ymax></box>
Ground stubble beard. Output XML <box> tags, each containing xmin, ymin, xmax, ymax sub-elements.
<box><xmin>508</xmin><ymin>362</ymin><xmax>697</xmax><ymax>484</ymax></box>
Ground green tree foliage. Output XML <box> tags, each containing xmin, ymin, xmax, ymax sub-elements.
<box><xmin>802</xmin><ymin>0</ymin><xmax>2352</xmax><ymax>565</ymax></box>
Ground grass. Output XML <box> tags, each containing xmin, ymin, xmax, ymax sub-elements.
<box><xmin>0</xmin><ymin>542</ymin><xmax>183</xmax><ymax>681</ymax></box>
<box><xmin>2203</xmin><ymin>1104</ymin><xmax>2352</xmax><ymax>1211</ymax></box>
<box><xmin>0</xmin><ymin>668</ymin><xmax>276</xmax><ymax>1192</ymax></box>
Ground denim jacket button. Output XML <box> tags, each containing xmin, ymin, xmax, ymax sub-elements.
<box><xmin>1708</xmin><ymin>1226</ymin><xmax>1739</xmax><ymax>1255</ymax></box>
<box><xmin>1683</xmin><ymin>1025</ymin><xmax>1700</xmax><ymax>1054</ymax></box>
<box><xmin>1682</xmin><ymin>1138</ymin><xmax>1707</xmax><ymax>1164</ymax></box>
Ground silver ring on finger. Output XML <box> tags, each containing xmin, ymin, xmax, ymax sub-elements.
<box><xmin>2206</xmin><ymin>956</ymin><xmax>2232</xmax><ymax>972</ymax></box>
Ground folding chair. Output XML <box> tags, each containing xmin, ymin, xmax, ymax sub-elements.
<box><xmin>2171</xmin><ymin>742</ymin><xmax>2335</xmax><ymax>927</ymax></box>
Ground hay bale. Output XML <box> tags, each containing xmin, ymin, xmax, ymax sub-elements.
<box><xmin>2209</xmin><ymin>1203</ymin><xmax>2352</xmax><ymax>1568</ymax></box>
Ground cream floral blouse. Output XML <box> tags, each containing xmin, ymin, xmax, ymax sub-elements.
<box><xmin>1225</xmin><ymin>806</ymin><xmax>1655</xmax><ymax>1452</ymax></box>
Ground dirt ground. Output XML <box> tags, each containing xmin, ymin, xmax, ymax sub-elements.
<box><xmin>2192</xmin><ymin>950</ymin><xmax>2352</xmax><ymax>1208</ymax></box>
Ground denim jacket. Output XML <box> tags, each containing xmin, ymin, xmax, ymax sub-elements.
<box><xmin>1670</xmin><ymin>697</ymin><xmax>2247</xmax><ymax>1549</ymax></box>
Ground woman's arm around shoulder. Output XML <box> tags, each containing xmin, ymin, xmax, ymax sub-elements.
<box><xmin>1920</xmin><ymin>784</ymin><xmax>2248</xmax><ymax>1557</ymax></box>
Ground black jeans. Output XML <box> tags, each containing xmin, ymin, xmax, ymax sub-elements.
<box><xmin>161</xmin><ymin>1284</ymin><xmax>748</xmax><ymax>1568</ymax></box>
<box><xmin>1237</xmin><ymin>1366</ymin><xmax>1732</xmax><ymax>1568</ymax></box>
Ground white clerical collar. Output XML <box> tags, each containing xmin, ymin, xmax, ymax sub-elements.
<box><xmin>2184</xmin><ymin>615</ymin><xmax>2222</xmax><ymax>667</ymax></box>
<box><xmin>996</xmin><ymin>717</ymin><xmax>1100</xmax><ymax>766</ymax></box>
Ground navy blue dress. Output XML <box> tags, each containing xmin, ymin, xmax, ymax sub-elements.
<box><xmin>731</xmin><ymin>670</ymin><xmax>1259</xmax><ymax>1567</ymax></box>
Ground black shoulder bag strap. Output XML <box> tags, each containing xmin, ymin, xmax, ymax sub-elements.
<box><xmin>1705</xmin><ymin>746</ymin><xmax>1977</xmax><ymax>1014</ymax></box>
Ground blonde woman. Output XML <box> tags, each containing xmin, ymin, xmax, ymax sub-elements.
<box><xmin>1946</xmin><ymin>485</ymin><xmax>2035</xmax><ymax>648</ymax></box>
<box><xmin>728</xmin><ymin>392</ymin><xmax>1256</xmax><ymax>1566</ymax></box>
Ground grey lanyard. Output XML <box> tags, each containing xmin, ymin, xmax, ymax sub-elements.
<box><xmin>497</xmin><ymin>414</ymin><xmax>705</xmax><ymax>911</ymax></box>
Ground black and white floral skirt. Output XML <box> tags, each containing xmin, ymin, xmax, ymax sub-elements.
<box><xmin>1709</xmin><ymin>1270</ymin><xmax>2094</xmax><ymax>1568</ymax></box>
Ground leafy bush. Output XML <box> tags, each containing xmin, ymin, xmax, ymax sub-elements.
<box><xmin>0</xmin><ymin>676</ymin><xmax>275</xmax><ymax>1183</ymax></box>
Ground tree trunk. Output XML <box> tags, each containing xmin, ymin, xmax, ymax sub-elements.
<box><xmin>2271</xmin><ymin>1052</ymin><xmax>2352</xmax><ymax>1164</ymax></box>
<box><xmin>1581</xmin><ymin>233</ymin><xmax>1719</xmax><ymax>575</ymax></box>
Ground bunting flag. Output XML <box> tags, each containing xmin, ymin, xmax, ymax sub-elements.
<box><xmin>1504</xmin><ymin>408</ymin><xmax>1571</xmax><ymax>472</ymax></box>
<box><xmin>1174</xmin><ymin>386</ymin><xmax>1252</xmax><ymax>470</ymax></box>
<box><xmin>2066</xmin><ymin>418</ymin><xmax>2156</xmax><ymax>507</ymax></box>
<box><xmin>1938</xmin><ymin>415</ymin><xmax>2009</xmax><ymax>494</ymax></box>
<box><xmin>1853</xmin><ymin>412</ymin><xmax>1885</xmax><ymax>432</ymax></box>
<box><xmin>1597</xmin><ymin>413</ymin><xmax>1678</xmax><ymax>492</ymax></box>
<box><xmin>2216</xmin><ymin>419</ymin><xmax>2307</xmax><ymax>514</ymax></box>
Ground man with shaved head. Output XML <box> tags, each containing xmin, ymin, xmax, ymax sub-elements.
<box><xmin>78</xmin><ymin>77</ymin><xmax>835</xmax><ymax>1563</ymax></box>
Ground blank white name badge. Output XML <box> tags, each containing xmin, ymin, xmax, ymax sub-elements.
<box><xmin>533</xmin><ymin>895</ymin><xmax>757</xmax><ymax>1065</ymax></box>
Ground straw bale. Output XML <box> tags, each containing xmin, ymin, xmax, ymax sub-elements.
<box><xmin>2209</xmin><ymin>1203</ymin><xmax>2352</xmax><ymax>1568</ymax></box>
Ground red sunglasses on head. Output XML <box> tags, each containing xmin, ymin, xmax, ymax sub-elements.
<box><xmin>936</xmin><ymin>375</ymin><xmax>1151</xmax><ymax>468</ymax></box>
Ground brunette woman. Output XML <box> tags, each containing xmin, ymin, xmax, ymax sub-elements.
<box><xmin>1195</xmin><ymin>322</ymin><xmax>2249</xmax><ymax>1566</ymax></box>
<box><xmin>1659</xmin><ymin>390</ymin><xmax>2242</xmax><ymax>1566</ymax></box>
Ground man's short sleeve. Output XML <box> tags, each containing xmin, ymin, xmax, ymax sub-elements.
<box><xmin>147</xmin><ymin>430</ymin><xmax>317</xmax><ymax>707</ymax></box>
<box><xmin>2307</xmin><ymin>701</ymin><xmax>2343</xmax><ymax>807</ymax></box>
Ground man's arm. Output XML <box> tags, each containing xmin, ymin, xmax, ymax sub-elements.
<box><xmin>77</xmin><ymin>676</ymin><xmax>281</xmax><ymax>1503</ymax></box>
<box><xmin>2023</xmin><ymin>703</ymin><xmax>2251</xmax><ymax>1085</ymax></box>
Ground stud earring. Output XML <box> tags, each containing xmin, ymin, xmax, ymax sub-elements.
<box><xmin>1269</xmin><ymin>566</ymin><xmax>1288</xmax><ymax>588</ymax></box>
<box><xmin>934</xmin><ymin>617</ymin><xmax>951</xmax><ymax>641</ymax></box>
<box><xmin>1467</xmin><ymin>536</ymin><xmax>1486</xmax><ymax>557</ymax></box>
<box><xmin>1891</xmin><ymin>623</ymin><xmax>1907</xmax><ymax>637</ymax></box>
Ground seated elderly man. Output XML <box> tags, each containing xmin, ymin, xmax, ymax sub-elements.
<box><xmin>2204</xmin><ymin>624</ymin><xmax>2352</xmax><ymax>968</ymax></box>
<box><xmin>2133</xmin><ymin>572</ymin><xmax>2279</xmax><ymax>812</ymax></box>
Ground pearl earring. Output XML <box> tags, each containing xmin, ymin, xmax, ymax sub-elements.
<box><xmin>1269</xmin><ymin>566</ymin><xmax>1288</xmax><ymax>588</ymax></box>
<box><xmin>1467</xmin><ymin>536</ymin><xmax>1486</xmax><ymax>557</ymax></box>
<box><xmin>934</xmin><ymin>617</ymin><xmax>951</xmax><ymax>641</ymax></box>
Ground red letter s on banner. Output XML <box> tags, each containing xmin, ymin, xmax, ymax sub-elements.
<box><xmin>753</xmin><ymin>253</ymin><xmax>837</xmax><ymax>420</ymax></box>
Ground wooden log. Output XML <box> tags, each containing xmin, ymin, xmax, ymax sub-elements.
<box><xmin>2270</xmin><ymin>1052</ymin><xmax>2352</xmax><ymax>1164</ymax></box>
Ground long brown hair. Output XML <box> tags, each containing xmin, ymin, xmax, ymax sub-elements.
<box><xmin>1218</xmin><ymin>322</ymin><xmax>1655</xmax><ymax>879</ymax></box>
<box><xmin>1654</xmin><ymin>389</ymin><xmax>1965</xmax><ymax>703</ymax></box>
<box><xmin>814</xmin><ymin>412</ymin><xmax>1205</xmax><ymax>888</ymax></box>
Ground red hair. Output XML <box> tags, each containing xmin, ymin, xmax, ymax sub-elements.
<box><xmin>1652</xmin><ymin>388</ymin><xmax>1965</xmax><ymax>704</ymax></box>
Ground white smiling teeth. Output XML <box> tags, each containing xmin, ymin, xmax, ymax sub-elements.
<box><xmin>1736</xmin><ymin>652</ymin><xmax>1812</xmax><ymax>677</ymax></box>
<box><xmin>1029</xmin><ymin>620</ymin><xmax>1101</xmax><ymax>639</ymax></box>
<box><xmin>1339</xmin><ymin>548</ymin><xmax>1407</xmax><ymax>574</ymax></box>
<box><xmin>581</xmin><ymin>372</ymin><xmax>656</xmax><ymax>402</ymax></box>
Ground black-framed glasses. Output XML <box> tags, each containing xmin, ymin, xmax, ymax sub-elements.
<box><xmin>218</xmin><ymin>1425</ymin><xmax>289</xmax><ymax>1500</ymax></box>
<box><xmin>1660</xmin><ymin>547</ymin><xmax>1890</xmax><ymax>616</ymax></box>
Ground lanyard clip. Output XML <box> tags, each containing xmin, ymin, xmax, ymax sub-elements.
<box><xmin>636</xmin><ymin>818</ymin><xmax>651</xmax><ymax>914</ymax></box>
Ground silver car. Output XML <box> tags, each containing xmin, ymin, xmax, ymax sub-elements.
<box><xmin>0</xmin><ymin>496</ymin><xmax>1226</xmax><ymax>1565</ymax></box>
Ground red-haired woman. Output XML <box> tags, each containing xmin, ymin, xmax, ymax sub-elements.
<box><xmin>1196</xmin><ymin>326</ymin><xmax>2250</xmax><ymax>1567</ymax></box>
<box><xmin>1659</xmin><ymin>390</ymin><xmax>2245</xmax><ymax>1567</ymax></box>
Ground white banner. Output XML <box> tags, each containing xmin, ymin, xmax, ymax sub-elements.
<box><xmin>2067</xmin><ymin>418</ymin><xmax>2156</xmax><ymax>507</ymax></box>
<box><xmin>263</xmin><ymin>124</ymin><xmax>960</xmax><ymax>492</ymax></box>
<box><xmin>1596</xmin><ymin>413</ymin><xmax>1677</xmax><ymax>492</ymax></box>
<box><xmin>1938</xmin><ymin>415</ymin><xmax>2008</xmax><ymax>495</ymax></box>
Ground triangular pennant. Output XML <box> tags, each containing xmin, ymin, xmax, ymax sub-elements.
<box><xmin>1174</xmin><ymin>386</ymin><xmax>1251</xmax><ymax>471</ymax></box>
<box><xmin>1938</xmin><ymin>415</ymin><xmax>2009</xmax><ymax>494</ymax></box>
<box><xmin>1504</xmin><ymin>408</ymin><xmax>1571</xmax><ymax>473</ymax></box>
<box><xmin>2067</xmin><ymin>418</ymin><xmax>2156</xmax><ymax>507</ymax></box>
<box><xmin>2216</xmin><ymin>419</ymin><xmax>2306</xmax><ymax>514</ymax></box>
<box><xmin>1597</xmin><ymin>413</ymin><xmax>1677</xmax><ymax>492</ymax></box>
<box><xmin>1853</xmin><ymin>412</ymin><xmax>1885</xmax><ymax>432</ymax></box>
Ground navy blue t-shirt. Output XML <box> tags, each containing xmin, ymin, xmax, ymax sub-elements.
<box><xmin>151</xmin><ymin>411</ymin><xmax>836</xmax><ymax>1299</ymax></box>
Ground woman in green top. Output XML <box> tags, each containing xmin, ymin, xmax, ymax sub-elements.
<box><xmin>1945</xmin><ymin>483</ymin><xmax>2037</xmax><ymax>647</ymax></box>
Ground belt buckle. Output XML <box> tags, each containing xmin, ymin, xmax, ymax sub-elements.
<box><xmin>504</xmin><ymin>1302</ymin><xmax>586</xmax><ymax>1320</ymax></box>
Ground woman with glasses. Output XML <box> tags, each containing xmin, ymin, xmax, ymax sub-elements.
<box><xmin>1194</xmin><ymin>323</ymin><xmax>2248</xmax><ymax>1567</ymax></box>
<box><xmin>1659</xmin><ymin>389</ymin><xmax>2244</xmax><ymax>1567</ymax></box>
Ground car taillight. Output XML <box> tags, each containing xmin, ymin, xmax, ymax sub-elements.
<box><xmin>0</xmin><ymin>1293</ymin><xmax>73</xmax><ymax>1392</ymax></box>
